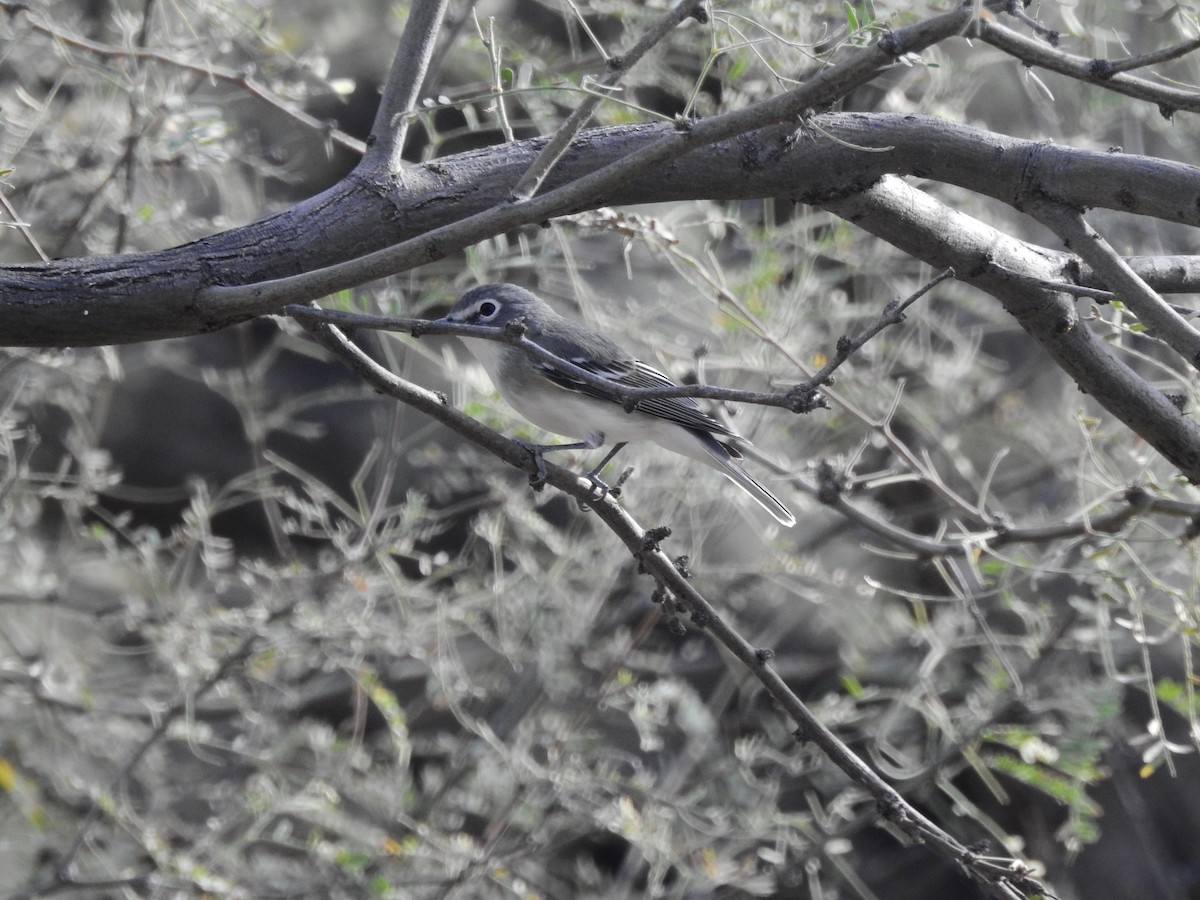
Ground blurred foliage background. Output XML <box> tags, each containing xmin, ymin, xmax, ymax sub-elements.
<box><xmin>2</xmin><ymin>1</ymin><xmax>1200</xmax><ymax>898</ymax></box>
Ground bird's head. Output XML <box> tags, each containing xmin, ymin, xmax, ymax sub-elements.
<box><xmin>439</xmin><ymin>283</ymin><xmax>552</xmax><ymax>330</ymax></box>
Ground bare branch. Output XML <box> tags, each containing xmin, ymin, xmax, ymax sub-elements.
<box><xmin>1093</xmin><ymin>34</ymin><xmax>1200</xmax><ymax>77</ymax></box>
<box><xmin>977</xmin><ymin>16</ymin><xmax>1200</xmax><ymax>114</ymax></box>
<box><xmin>819</xmin><ymin>175</ymin><xmax>1200</xmax><ymax>481</ymax></box>
<box><xmin>8</xmin><ymin>109</ymin><xmax>1200</xmax><ymax>348</ymax></box>
<box><xmin>473</xmin><ymin>14</ymin><xmax>514</xmax><ymax>143</ymax></box>
<box><xmin>364</xmin><ymin>0</ymin><xmax>453</xmax><ymax>172</ymax></box>
<box><xmin>295</xmin><ymin>315</ymin><xmax>1046</xmax><ymax>900</ymax></box>
<box><xmin>0</xmin><ymin>190</ymin><xmax>48</xmax><ymax>262</ymax></box>
<box><xmin>1028</xmin><ymin>200</ymin><xmax>1200</xmax><ymax>366</ymax></box>
<box><xmin>803</xmin><ymin>472</ymin><xmax>1198</xmax><ymax>557</ymax></box>
<box><xmin>195</xmin><ymin>8</ymin><xmax>978</xmax><ymax>316</ymax></box>
<box><xmin>598</xmin><ymin>516</ymin><xmax>1043</xmax><ymax>900</ymax></box>
<box><xmin>511</xmin><ymin>0</ymin><xmax>704</xmax><ymax>201</ymax></box>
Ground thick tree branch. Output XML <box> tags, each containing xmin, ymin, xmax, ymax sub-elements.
<box><xmin>0</xmin><ymin>11</ymin><xmax>978</xmax><ymax>347</ymax></box>
<box><xmin>5</xmin><ymin>107</ymin><xmax>1200</xmax><ymax>347</ymax></box>
<box><xmin>1028</xmin><ymin>200</ymin><xmax>1200</xmax><ymax>367</ymax></box>
<box><xmin>819</xmin><ymin>176</ymin><xmax>1200</xmax><ymax>480</ymax></box>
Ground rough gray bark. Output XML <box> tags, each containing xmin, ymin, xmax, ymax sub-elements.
<box><xmin>3</xmin><ymin>114</ymin><xmax>1198</xmax><ymax>348</ymax></box>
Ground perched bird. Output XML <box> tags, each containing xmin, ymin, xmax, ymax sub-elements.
<box><xmin>438</xmin><ymin>283</ymin><xmax>795</xmax><ymax>527</ymax></box>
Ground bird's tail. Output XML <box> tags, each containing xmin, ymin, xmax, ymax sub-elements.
<box><xmin>695</xmin><ymin>434</ymin><xmax>796</xmax><ymax>528</ymax></box>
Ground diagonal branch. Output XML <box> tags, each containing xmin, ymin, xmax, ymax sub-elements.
<box><xmin>1093</xmin><ymin>33</ymin><xmax>1200</xmax><ymax>77</ymax></box>
<box><xmin>363</xmin><ymin>0</ymin><xmax>453</xmax><ymax>173</ymax></box>
<box><xmin>1028</xmin><ymin>200</ymin><xmax>1200</xmax><ymax>367</ymax></box>
<box><xmin>977</xmin><ymin>16</ymin><xmax>1200</xmax><ymax>114</ymax></box>
<box><xmin>511</xmin><ymin>0</ymin><xmax>704</xmax><ymax>201</ymax></box>
<box><xmin>297</xmin><ymin>315</ymin><xmax>1046</xmax><ymax>900</ymax></box>
<box><xmin>819</xmin><ymin>176</ymin><xmax>1200</xmax><ymax>481</ymax></box>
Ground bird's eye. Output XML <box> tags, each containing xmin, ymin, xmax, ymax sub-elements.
<box><xmin>477</xmin><ymin>300</ymin><xmax>499</xmax><ymax>320</ymax></box>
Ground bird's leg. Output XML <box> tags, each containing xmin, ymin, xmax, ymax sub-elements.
<box><xmin>585</xmin><ymin>442</ymin><xmax>628</xmax><ymax>481</ymax></box>
<box><xmin>577</xmin><ymin>441</ymin><xmax>632</xmax><ymax>510</ymax></box>
<box><xmin>514</xmin><ymin>433</ymin><xmax>604</xmax><ymax>490</ymax></box>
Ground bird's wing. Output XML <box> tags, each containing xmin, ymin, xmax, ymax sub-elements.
<box><xmin>533</xmin><ymin>351</ymin><xmax>742</xmax><ymax>441</ymax></box>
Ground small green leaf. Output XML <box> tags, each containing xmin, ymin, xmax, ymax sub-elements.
<box><xmin>843</xmin><ymin>2</ymin><xmax>859</xmax><ymax>31</ymax></box>
<box><xmin>841</xmin><ymin>673</ymin><xmax>865</xmax><ymax>699</ymax></box>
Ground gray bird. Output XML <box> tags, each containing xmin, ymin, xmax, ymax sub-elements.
<box><xmin>438</xmin><ymin>284</ymin><xmax>795</xmax><ymax>527</ymax></box>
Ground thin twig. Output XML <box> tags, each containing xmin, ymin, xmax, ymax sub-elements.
<box><xmin>987</xmin><ymin>260</ymin><xmax>1114</xmax><ymax>301</ymax></box>
<box><xmin>989</xmin><ymin>260</ymin><xmax>1200</xmax><ymax>317</ymax></box>
<box><xmin>2</xmin><ymin>1</ymin><xmax>365</xmax><ymax>155</ymax></box>
<box><xmin>473</xmin><ymin>13</ymin><xmax>514</xmax><ymax>143</ymax></box>
<box><xmin>0</xmin><ymin>190</ymin><xmax>48</xmax><ymax>261</ymax></box>
<box><xmin>975</xmin><ymin>16</ymin><xmax>1200</xmax><ymax>114</ymax></box>
<box><xmin>511</xmin><ymin>1</ymin><xmax>704</xmax><ymax>201</ymax></box>
<box><xmin>1090</xmin><ymin>34</ymin><xmax>1200</xmax><ymax>78</ymax></box>
<box><xmin>691</xmin><ymin>265</ymin><xmax>991</xmax><ymax>519</ymax></box>
<box><xmin>14</xmin><ymin>599</ymin><xmax>304</xmax><ymax>900</ymax></box>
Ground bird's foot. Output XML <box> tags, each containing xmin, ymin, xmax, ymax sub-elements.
<box><xmin>577</xmin><ymin>472</ymin><xmax>611</xmax><ymax>510</ymax></box>
<box><xmin>514</xmin><ymin>439</ymin><xmax>548</xmax><ymax>490</ymax></box>
<box><xmin>577</xmin><ymin>465</ymin><xmax>634</xmax><ymax>512</ymax></box>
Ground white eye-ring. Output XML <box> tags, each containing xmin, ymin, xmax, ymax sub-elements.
<box><xmin>476</xmin><ymin>300</ymin><xmax>499</xmax><ymax>320</ymax></box>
